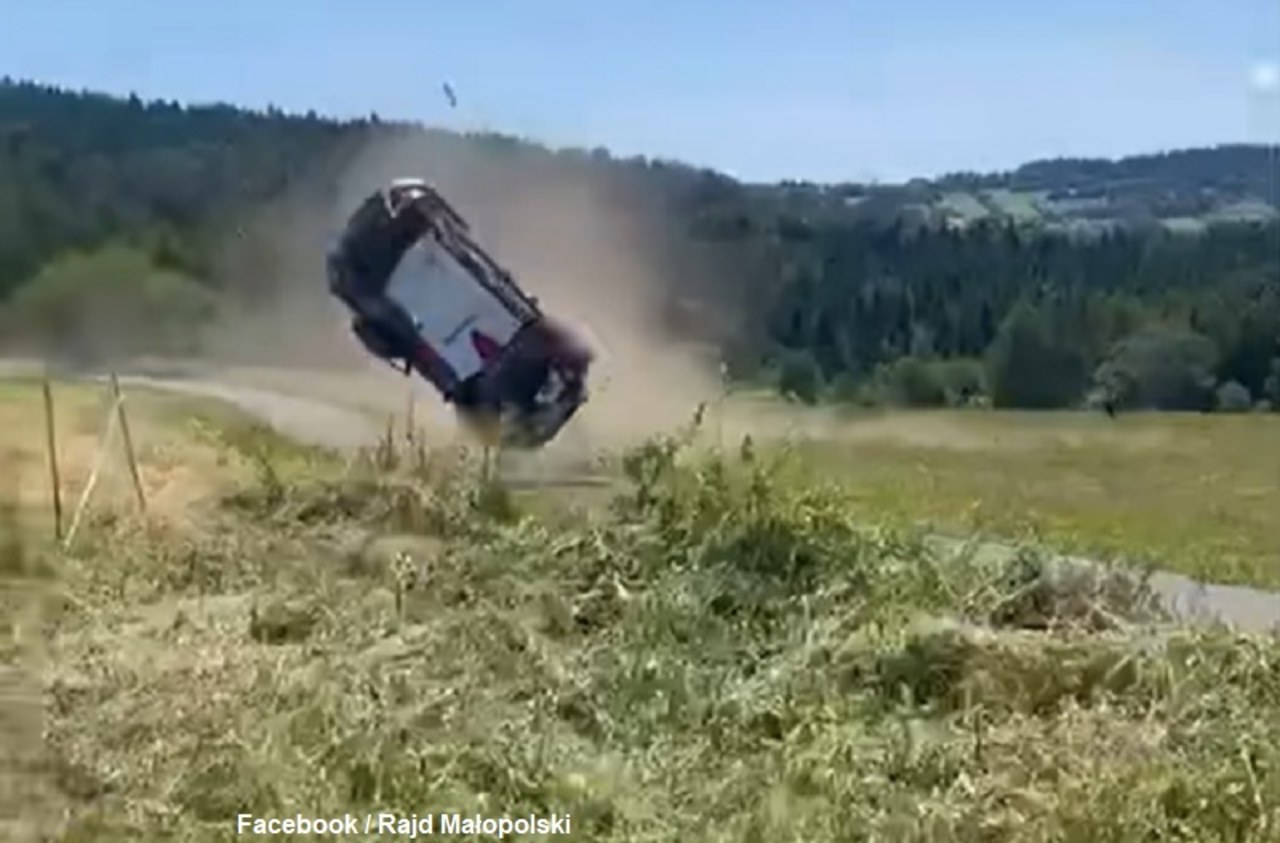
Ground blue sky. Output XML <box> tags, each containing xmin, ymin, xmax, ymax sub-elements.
<box><xmin>3</xmin><ymin>0</ymin><xmax>1278</xmax><ymax>183</ymax></box>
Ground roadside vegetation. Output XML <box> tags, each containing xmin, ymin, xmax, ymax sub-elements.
<box><xmin>3</xmin><ymin>383</ymin><xmax>1278</xmax><ymax>841</ymax></box>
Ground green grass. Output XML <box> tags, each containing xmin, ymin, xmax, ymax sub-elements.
<box><xmin>794</xmin><ymin>408</ymin><xmax>1280</xmax><ymax>589</ymax></box>
<box><xmin>5</xmin><ymin>405</ymin><xmax>1280</xmax><ymax>841</ymax></box>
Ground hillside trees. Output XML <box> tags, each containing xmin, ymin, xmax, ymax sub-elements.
<box><xmin>0</xmin><ymin>78</ymin><xmax>1278</xmax><ymax>410</ymax></box>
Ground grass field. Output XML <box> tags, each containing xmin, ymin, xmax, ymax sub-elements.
<box><xmin>788</xmin><ymin>408</ymin><xmax>1280</xmax><ymax>590</ymax></box>
<box><xmin>4</xmin><ymin>380</ymin><xmax>1280</xmax><ymax>841</ymax></box>
<box><xmin>979</xmin><ymin>189</ymin><xmax>1044</xmax><ymax>223</ymax></box>
<box><xmin>937</xmin><ymin>192</ymin><xmax>991</xmax><ymax>223</ymax></box>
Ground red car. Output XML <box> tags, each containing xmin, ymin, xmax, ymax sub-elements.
<box><xmin>328</xmin><ymin>179</ymin><xmax>593</xmax><ymax>449</ymax></box>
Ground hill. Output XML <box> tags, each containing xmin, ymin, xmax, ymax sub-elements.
<box><xmin>1</xmin><ymin>78</ymin><xmax>1278</xmax><ymax>412</ymax></box>
<box><xmin>922</xmin><ymin>145</ymin><xmax>1280</xmax><ymax>232</ymax></box>
<box><xmin>729</xmin><ymin>147</ymin><xmax>1280</xmax><ymax>234</ymax></box>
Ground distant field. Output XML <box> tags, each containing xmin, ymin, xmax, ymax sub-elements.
<box><xmin>1209</xmin><ymin>200</ymin><xmax>1280</xmax><ymax>224</ymax></box>
<box><xmin>1159</xmin><ymin>216</ymin><xmax>1207</xmax><ymax>235</ymax></box>
<box><xmin>981</xmin><ymin>188</ymin><xmax>1044</xmax><ymax>221</ymax></box>
<box><xmin>785</xmin><ymin>408</ymin><xmax>1280</xmax><ymax>588</ymax></box>
<box><xmin>937</xmin><ymin>191</ymin><xmax>991</xmax><ymax>221</ymax></box>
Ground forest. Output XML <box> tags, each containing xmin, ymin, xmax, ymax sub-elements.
<box><xmin>1</xmin><ymin>78</ymin><xmax>1278</xmax><ymax>411</ymax></box>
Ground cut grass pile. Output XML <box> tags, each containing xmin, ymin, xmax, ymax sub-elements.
<box><xmin>794</xmin><ymin>409</ymin><xmax>1280</xmax><ymax>590</ymax></box>
<box><xmin>4</xmin><ymin>408</ymin><xmax>1278</xmax><ymax>841</ymax></box>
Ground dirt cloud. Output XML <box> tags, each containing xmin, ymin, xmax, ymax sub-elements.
<box><xmin>203</xmin><ymin>129</ymin><xmax>727</xmax><ymax>453</ymax></box>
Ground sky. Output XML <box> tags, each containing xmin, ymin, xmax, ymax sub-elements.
<box><xmin>2</xmin><ymin>0</ymin><xmax>1278</xmax><ymax>183</ymax></box>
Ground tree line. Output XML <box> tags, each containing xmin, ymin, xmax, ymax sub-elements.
<box><xmin>715</xmin><ymin>212</ymin><xmax>1280</xmax><ymax>412</ymax></box>
<box><xmin>1</xmin><ymin>78</ymin><xmax>1277</xmax><ymax>411</ymax></box>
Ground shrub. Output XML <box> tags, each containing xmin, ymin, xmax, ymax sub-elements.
<box><xmin>774</xmin><ymin>349</ymin><xmax>823</xmax><ymax>405</ymax></box>
<box><xmin>1095</xmin><ymin>326</ymin><xmax>1220</xmax><ymax>411</ymax></box>
<box><xmin>859</xmin><ymin>356</ymin><xmax>986</xmax><ymax>408</ymax></box>
<box><xmin>1216</xmin><ymin>380</ymin><xmax>1252</xmax><ymax>412</ymax></box>
<box><xmin>2</xmin><ymin>243</ymin><xmax>216</xmax><ymax>363</ymax></box>
<box><xmin>987</xmin><ymin>302</ymin><xmax>1090</xmax><ymax>408</ymax></box>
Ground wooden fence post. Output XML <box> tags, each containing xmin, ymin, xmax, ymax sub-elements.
<box><xmin>63</xmin><ymin>395</ymin><xmax>121</xmax><ymax>551</ymax></box>
<box><xmin>109</xmin><ymin>373</ymin><xmax>146</xmax><ymax>515</ymax></box>
<box><xmin>41</xmin><ymin>376</ymin><xmax>63</xmax><ymax>541</ymax></box>
<box><xmin>405</xmin><ymin>384</ymin><xmax>416</xmax><ymax>449</ymax></box>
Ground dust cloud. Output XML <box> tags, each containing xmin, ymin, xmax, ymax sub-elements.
<box><xmin>201</xmin><ymin>128</ymin><xmax>729</xmax><ymax>454</ymax></box>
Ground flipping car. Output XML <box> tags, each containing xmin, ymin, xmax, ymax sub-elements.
<box><xmin>326</xmin><ymin>178</ymin><xmax>593</xmax><ymax>448</ymax></box>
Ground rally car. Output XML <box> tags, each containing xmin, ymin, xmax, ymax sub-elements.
<box><xmin>328</xmin><ymin>178</ymin><xmax>593</xmax><ymax>449</ymax></box>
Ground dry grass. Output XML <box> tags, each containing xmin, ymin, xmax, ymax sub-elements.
<box><xmin>0</xmin><ymin>377</ymin><xmax>269</xmax><ymax>534</ymax></box>
<box><xmin>0</xmin><ymin>376</ymin><xmax>336</xmax><ymax>839</ymax></box>
<box><xmin>0</xmin><ymin>398</ymin><xmax>1272</xmax><ymax>842</ymax></box>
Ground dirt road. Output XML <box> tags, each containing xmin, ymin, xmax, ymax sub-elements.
<box><xmin>118</xmin><ymin>373</ymin><xmax>383</xmax><ymax>449</ymax></box>
<box><xmin>6</xmin><ymin>360</ymin><xmax>1279</xmax><ymax>635</ymax></box>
